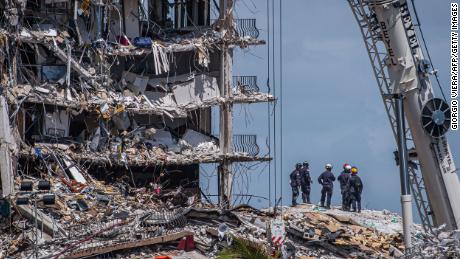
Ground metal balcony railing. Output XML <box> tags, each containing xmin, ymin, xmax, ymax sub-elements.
<box><xmin>235</xmin><ymin>19</ymin><xmax>260</xmax><ymax>39</ymax></box>
<box><xmin>233</xmin><ymin>76</ymin><xmax>260</xmax><ymax>92</ymax></box>
<box><xmin>233</xmin><ymin>134</ymin><xmax>260</xmax><ymax>156</ymax></box>
<box><xmin>211</xmin><ymin>18</ymin><xmax>260</xmax><ymax>39</ymax></box>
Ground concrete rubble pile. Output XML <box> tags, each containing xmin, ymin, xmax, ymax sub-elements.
<box><xmin>0</xmin><ymin>195</ymin><xmax>416</xmax><ymax>258</ymax></box>
<box><xmin>269</xmin><ymin>205</ymin><xmax>408</xmax><ymax>258</ymax></box>
<box><xmin>410</xmin><ymin>225</ymin><xmax>460</xmax><ymax>258</ymax></box>
<box><xmin>0</xmin><ymin>139</ymin><xmax>446</xmax><ymax>258</ymax></box>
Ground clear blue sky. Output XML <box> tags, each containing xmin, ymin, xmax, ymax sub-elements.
<box><xmin>200</xmin><ymin>1</ymin><xmax>460</xmax><ymax>216</ymax></box>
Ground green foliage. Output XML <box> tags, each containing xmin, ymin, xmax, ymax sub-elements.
<box><xmin>216</xmin><ymin>236</ymin><xmax>273</xmax><ymax>259</ymax></box>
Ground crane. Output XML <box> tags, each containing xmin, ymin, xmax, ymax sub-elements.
<box><xmin>348</xmin><ymin>0</ymin><xmax>460</xmax><ymax>231</ymax></box>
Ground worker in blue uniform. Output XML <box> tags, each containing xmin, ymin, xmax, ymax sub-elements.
<box><xmin>349</xmin><ymin>166</ymin><xmax>364</xmax><ymax>213</ymax></box>
<box><xmin>290</xmin><ymin>163</ymin><xmax>303</xmax><ymax>206</ymax></box>
<box><xmin>338</xmin><ymin>163</ymin><xmax>352</xmax><ymax>211</ymax></box>
<box><xmin>300</xmin><ymin>162</ymin><xmax>312</xmax><ymax>204</ymax></box>
<box><xmin>318</xmin><ymin>163</ymin><xmax>336</xmax><ymax>209</ymax></box>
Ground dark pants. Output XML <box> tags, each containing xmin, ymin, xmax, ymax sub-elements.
<box><xmin>301</xmin><ymin>185</ymin><xmax>311</xmax><ymax>203</ymax></box>
<box><xmin>350</xmin><ymin>192</ymin><xmax>361</xmax><ymax>212</ymax></box>
<box><xmin>320</xmin><ymin>186</ymin><xmax>333</xmax><ymax>207</ymax></box>
<box><xmin>341</xmin><ymin>189</ymin><xmax>350</xmax><ymax>210</ymax></box>
<box><xmin>291</xmin><ymin>186</ymin><xmax>299</xmax><ymax>205</ymax></box>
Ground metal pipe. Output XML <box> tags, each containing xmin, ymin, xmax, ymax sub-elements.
<box><xmin>395</xmin><ymin>95</ymin><xmax>410</xmax><ymax>195</ymax></box>
<box><xmin>395</xmin><ymin>94</ymin><xmax>413</xmax><ymax>251</ymax></box>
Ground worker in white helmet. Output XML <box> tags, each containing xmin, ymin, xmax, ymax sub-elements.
<box><xmin>338</xmin><ymin>163</ymin><xmax>352</xmax><ymax>211</ymax></box>
<box><xmin>317</xmin><ymin>163</ymin><xmax>336</xmax><ymax>209</ymax></box>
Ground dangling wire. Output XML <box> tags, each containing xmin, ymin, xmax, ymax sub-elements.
<box><xmin>279</xmin><ymin>0</ymin><xmax>284</xmax><ymax>213</ymax></box>
<box><xmin>271</xmin><ymin>0</ymin><xmax>277</xmax><ymax>212</ymax></box>
<box><xmin>266</xmin><ymin>0</ymin><xmax>272</xmax><ymax>208</ymax></box>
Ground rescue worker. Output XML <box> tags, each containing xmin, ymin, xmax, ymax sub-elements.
<box><xmin>337</xmin><ymin>163</ymin><xmax>352</xmax><ymax>211</ymax></box>
<box><xmin>290</xmin><ymin>163</ymin><xmax>302</xmax><ymax>206</ymax></box>
<box><xmin>300</xmin><ymin>161</ymin><xmax>312</xmax><ymax>204</ymax></box>
<box><xmin>318</xmin><ymin>164</ymin><xmax>335</xmax><ymax>209</ymax></box>
<box><xmin>349</xmin><ymin>167</ymin><xmax>363</xmax><ymax>213</ymax></box>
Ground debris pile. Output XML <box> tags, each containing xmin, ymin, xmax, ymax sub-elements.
<box><xmin>1</xmin><ymin>195</ymin><xmax>420</xmax><ymax>258</ymax></box>
<box><xmin>410</xmin><ymin>225</ymin><xmax>460</xmax><ymax>258</ymax></box>
<box><xmin>0</xmin><ymin>143</ymin><xmax>448</xmax><ymax>259</ymax></box>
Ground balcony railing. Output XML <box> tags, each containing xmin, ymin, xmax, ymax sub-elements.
<box><xmin>233</xmin><ymin>134</ymin><xmax>260</xmax><ymax>156</ymax></box>
<box><xmin>235</xmin><ymin>19</ymin><xmax>260</xmax><ymax>39</ymax></box>
<box><xmin>211</xmin><ymin>18</ymin><xmax>260</xmax><ymax>39</ymax></box>
<box><xmin>233</xmin><ymin>76</ymin><xmax>260</xmax><ymax>92</ymax></box>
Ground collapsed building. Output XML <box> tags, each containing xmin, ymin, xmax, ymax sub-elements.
<box><xmin>0</xmin><ymin>0</ymin><xmax>272</xmax><ymax>192</ymax></box>
<box><xmin>0</xmin><ymin>0</ymin><xmax>278</xmax><ymax>257</ymax></box>
<box><xmin>0</xmin><ymin>0</ymin><xmax>459</xmax><ymax>258</ymax></box>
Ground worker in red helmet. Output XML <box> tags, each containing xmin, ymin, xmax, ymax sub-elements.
<box><xmin>338</xmin><ymin>164</ymin><xmax>352</xmax><ymax>211</ymax></box>
<box><xmin>348</xmin><ymin>167</ymin><xmax>363</xmax><ymax>213</ymax></box>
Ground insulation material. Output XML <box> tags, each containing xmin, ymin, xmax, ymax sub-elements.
<box><xmin>182</xmin><ymin>129</ymin><xmax>213</xmax><ymax>147</ymax></box>
<box><xmin>151</xmin><ymin>42</ymin><xmax>170</xmax><ymax>75</ymax></box>
<box><xmin>42</xmin><ymin>110</ymin><xmax>70</xmax><ymax>137</ymax></box>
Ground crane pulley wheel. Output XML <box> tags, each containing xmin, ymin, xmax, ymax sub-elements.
<box><xmin>421</xmin><ymin>98</ymin><xmax>451</xmax><ymax>138</ymax></box>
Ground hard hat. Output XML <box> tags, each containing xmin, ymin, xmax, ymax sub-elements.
<box><xmin>325</xmin><ymin>163</ymin><xmax>332</xmax><ymax>169</ymax></box>
<box><xmin>345</xmin><ymin>164</ymin><xmax>352</xmax><ymax>170</ymax></box>
<box><xmin>351</xmin><ymin>167</ymin><xmax>358</xmax><ymax>174</ymax></box>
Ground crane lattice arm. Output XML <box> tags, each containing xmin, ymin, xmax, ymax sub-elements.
<box><xmin>348</xmin><ymin>0</ymin><xmax>460</xmax><ymax>230</ymax></box>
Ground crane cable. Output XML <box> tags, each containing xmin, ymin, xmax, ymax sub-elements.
<box><xmin>266</xmin><ymin>0</ymin><xmax>272</xmax><ymax>208</ymax></box>
<box><xmin>279</xmin><ymin>0</ymin><xmax>284</xmax><ymax>215</ymax></box>
<box><xmin>272</xmin><ymin>0</ymin><xmax>277</xmax><ymax>213</ymax></box>
<box><xmin>409</xmin><ymin>0</ymin><xmax>448</xmax><ymax>101</ymax></box>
